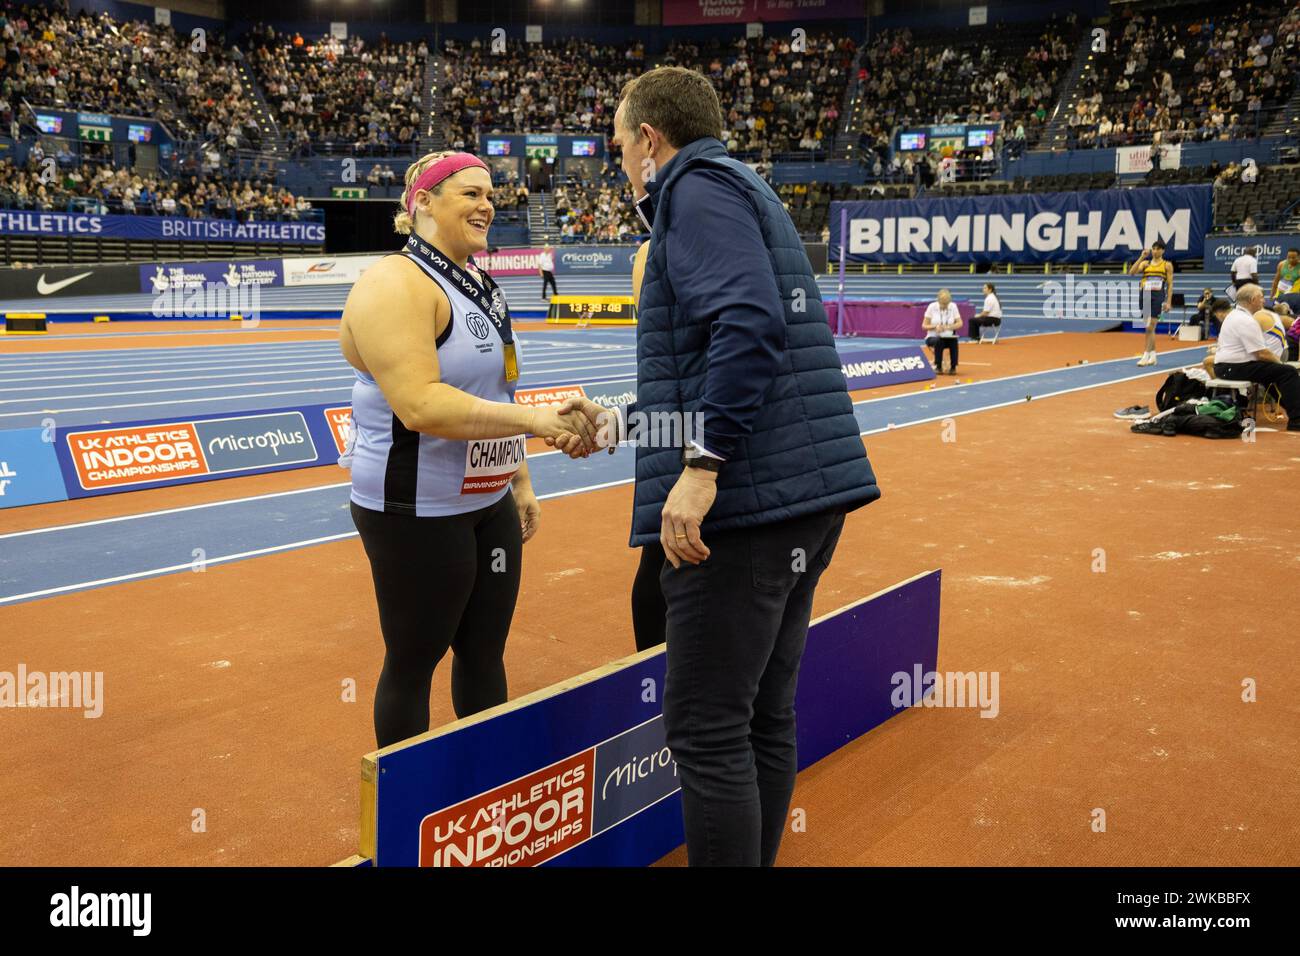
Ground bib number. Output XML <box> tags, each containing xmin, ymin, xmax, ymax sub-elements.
<box><xmin>462</xmin><ymin>436</ymin><xmax>525</xmax><ymax>494</ymax></box>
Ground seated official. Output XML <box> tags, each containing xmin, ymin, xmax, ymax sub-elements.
<box><xmin>1211</xmin><ymin>284</ymin><xmax>1300</xmax><ymax>432</ymax></box>
<box><xmin>923</xmin><ymin>289</ymin><xmax>963</xmax><ymax>374</ymax></box>
<box><xmin>968</xmin><ymin>282</ymin><xmax>1003</xmax><ymax>341</ymax></box>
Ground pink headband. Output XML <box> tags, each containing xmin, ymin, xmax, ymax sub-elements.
<box><xmin>407</xmin><ymin>153</ymin><xmax>490</xmax><ymax>217</ymax></box>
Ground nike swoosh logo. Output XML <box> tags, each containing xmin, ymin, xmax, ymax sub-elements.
<box><xmin>36</xmin><ymin>272</ymin><xmax>93</xmax><ymax>294</ymax></box>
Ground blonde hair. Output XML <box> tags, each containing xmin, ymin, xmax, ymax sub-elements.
<box><xmin>393</xmin><ymin>150</ymin><xmax>458</xmax><ymax>235</ymax></box>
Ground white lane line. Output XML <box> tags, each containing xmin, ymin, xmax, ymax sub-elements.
<box><xmin>0</xmin><ymin>478</ymin><xmax>633</xmax><ymax>605</ymax></box>
<box><xmin>0</xmin><ymin>348</ymin><xmax>342</xmax><ymax>375</ymax></box>
<box><xmin>0</xmin><ymin>326</ymin><xmax>339</xmax><ymax>343</ymax></box>
<box><xmin>0</xmin><ymin>361</ymin><xmax>350</xmax><ymax>387</ymax></box>
<box><xmin>0</xmin><ymin>375</ymin><xmax>355</xmax><ymax>406</ymax></box>
<box><xmin>0</xmin><ymin>481</ymin><xmax>353</xmax><ymax>540</ymax></box>
<box><xmin>0</xmin><ymin>332</ymin><xmax>339</xmax><ymax>352</ymax></box>
<box><xmin>0</xmin><ymin>532</ymin><xmax>360</xmax><ymax>606</ymax></box>
<box><xmin>0</xmin><ymin>347</ymin><xmax>615</xmax><ymax>377</ymax></box>
<box><xmin>0</xmin><ymin>385</ymin><xmax>355</xmax><ymax>419</ymax></box>
<box><xmin>858</xmin><ymin>366</ymin><xmax>1185</xmax><ymax>435</ymax></box>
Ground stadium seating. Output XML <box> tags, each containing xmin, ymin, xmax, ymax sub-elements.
<box><xmin>1053</xmin><ymin>0</ymin><xmax>1300</xmax><ymax>149</ymax></box>
<box><xmin>846</xmin><ymin>15</ymin><xmax>1084</xmax><ymax>155</ymax></box>
<box><xmin>249</xmin><ymin>27</ymin><xmax>425</xmax><ymax>156</ymax></box>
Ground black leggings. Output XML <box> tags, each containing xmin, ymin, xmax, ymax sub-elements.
<box><xmin>632</xmin><ymin>542</ymin><xmax>668</xmax><ymax>652</ymax></box>
<box><xmin>351</xmin><ymin>493</ymin><xmax>522</xmax><ymax>748</ymax></box>
<box><xmin>541</xmin><ymin>271</ymin><xmax>558</xmax><ymax>297</ymax></box>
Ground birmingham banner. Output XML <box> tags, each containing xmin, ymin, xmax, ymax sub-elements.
<box><xmin>0</xmin><ymin>210</ymin><xmax>325</xmax><ymax>245</ymax></box>
<box><xmin>831</xmin><ymin>185</ymin><xmax>1213</xmax><ymax>265</ymax></box>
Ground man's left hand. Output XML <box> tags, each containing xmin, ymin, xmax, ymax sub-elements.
<box><xmin>661</xmin><ymin>469</ymin><xmax>718</xmax><ymax>568</ymax></box>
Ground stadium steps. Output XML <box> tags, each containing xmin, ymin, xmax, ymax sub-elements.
<box><xmin>528</xmin><ymin>194</ymin><xmax>558</xmax><ymax>243</ymax></box>
<box><xmin>1262</xmin><ymin>87</ymin><xmax>1300</xmax><ymax>139</ymax></box>
<box><xmin>143</xmin><ymin>64</ymin><xmax>188</xmax><ymax>140</ymax></box>
<box><xmin>423</xmin><ymin>52</ymin><xmax>445</xmax><ymax>152</ymax></box>
<box><xmin>1041</xmin><ymin>25</ymin><xmax>1103</xmax><ymax>151</ymax></box>
<box><xmin>236</xmin><ymin>59</ymin><xmax>287</xmax><ymax>159</ymax></box>
<box><xmin>832</xmin><ymin>42</ymin><xmax>868</xmax><ymax>161</ymax></box>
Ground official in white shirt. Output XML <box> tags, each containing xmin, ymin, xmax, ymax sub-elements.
<box><xmin>1212</xmin><ymin>284</ymin><xmax>1300</xmax><ymax>431</ymax></box>
<box><xmin>923</xmin><ymin>289</ymin><xmax>964</xmax><ymax>374</ymax></box>
<box><xmin>1231</xmin><ymin>246</ymin><xmax>1259</xmax><ymax>292</ymax></box>
<box><xmin>968</xmin><ymin>282</ymin><xmax>1003</xmax><ymax>341</ymax></box>
<box><xmin>538</xmin><ymin>243</ymin><xmax>558</xmax><ymax>299</ymax></box>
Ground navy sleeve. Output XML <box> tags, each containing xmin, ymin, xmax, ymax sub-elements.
<box><xmin>666</xmin><ymin>168</ymin><xmax>785</xmax><ymax>460</ymax></box>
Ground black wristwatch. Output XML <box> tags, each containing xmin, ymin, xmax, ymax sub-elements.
<box><xmin>681</xmin><ymin>448</ymin><xmax>723</xmax><ymax>473</ymax></box>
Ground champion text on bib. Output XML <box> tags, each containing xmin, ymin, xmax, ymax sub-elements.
<box><xmin>462</xmin><ymin>436</ymin><xmax>526</xmax><ymax>494</ymax></box>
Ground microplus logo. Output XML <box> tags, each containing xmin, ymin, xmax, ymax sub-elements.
<box><xmin>561</xmin><ymin>251</ymin><xmax>614</xmax><ymax>268</ymax></box>
<box><xmin>50</xmin><ymin>886</ymin><xmax>151</xmax><ymax>936</ymax></box>
<box><xmin>206</xmin><ymin>427</ymin><xmax>308</xmax><ymax>457</ymax></box>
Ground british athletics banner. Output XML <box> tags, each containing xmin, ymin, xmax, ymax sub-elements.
<box><xmin>663</xmin><ymin>0</ymin><xmax>862</xmax><ymax>25</ymax></box>
<box><xmin>830</xmin><ymin>185</ymin><xmax>1213</xmax><ymax>265</ymax></box>
<box><xmin>0</xmin><ymin>210</ymin><xmax>325</xmax><ymax>245</ymax></box>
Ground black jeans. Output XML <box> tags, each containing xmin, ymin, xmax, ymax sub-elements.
<box><xmin>632</xmin><ymin>542</ymin><xmax>667</xmax><ymax>651</ymax></box>
<box><xmin>659</xmin><ymin>508</ymin><xmax>846</xmax><ymax>866</ymax></box>
<box><xmin>1214</xmin><ymin>361</ymin><xmax>1300</xmax><ymax>424</ymax></box>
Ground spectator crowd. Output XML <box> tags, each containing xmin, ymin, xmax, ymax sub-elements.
<box><xmin>248</xmin><ymin>24</ymin><xmax>425</xmax><ymax>155</ymax></box>
<box><xmin>1065</xmin><ymin>1</ymin><xmax>1300</xmax><ymax>148</ymax></box>
<box><xmin>0</xmin><ymin>154</ymin><xmax>311</xmax><ymax>220</ymax></box>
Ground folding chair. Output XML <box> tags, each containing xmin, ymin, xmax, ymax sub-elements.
<box><xmin>977</xmin><ymin>318</ymin><xmax>1002</xmax><ymax>344</ymax></box>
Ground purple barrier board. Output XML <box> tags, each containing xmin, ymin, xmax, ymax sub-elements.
<box><xmin>828</xmin><ymin>299</ymin><xmax>975</xmax><ymax>339</ymax></box>
<box><xmin>351</xmin><ymin>569</ymin><xmax>942</xmax><ymax>867</ymax></box>
<box><xmin>839</xmin><ymin>347</ymin><xmax>936</xmax><ymax>390</ymax></box>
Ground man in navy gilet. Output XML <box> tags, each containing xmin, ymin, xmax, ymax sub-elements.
<box><xmin>565</xmin><ymin>67</ymin><xmax>881</xmax><ymax>866</ymax></box>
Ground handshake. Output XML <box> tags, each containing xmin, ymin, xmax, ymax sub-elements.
<box><xmin>531</xmin><ymin>397</ymin><xmax>621</xmax><ymax>459</ymax></box>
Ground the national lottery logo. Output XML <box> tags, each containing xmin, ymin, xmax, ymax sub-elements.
<box><xmin>223</xmin><ymin>264</ymin><xmax>241</xmax><ymax>287</ymax></box>
<box><xmin>465</xmin><ymin>311</ymin><xmax>491</xmax><ymax>340</ymax></box>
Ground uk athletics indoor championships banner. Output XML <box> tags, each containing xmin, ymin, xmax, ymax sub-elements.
<box><xmin>830</xmin><ymin>185</ymin><xmax>1212</xmax><ymax>265</ymax></box>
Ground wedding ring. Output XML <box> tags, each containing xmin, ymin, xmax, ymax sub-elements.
<box><xmin>674</xmin><ymin>533</ymin><xmax>687</xmax><ymax>539</ymax></box>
